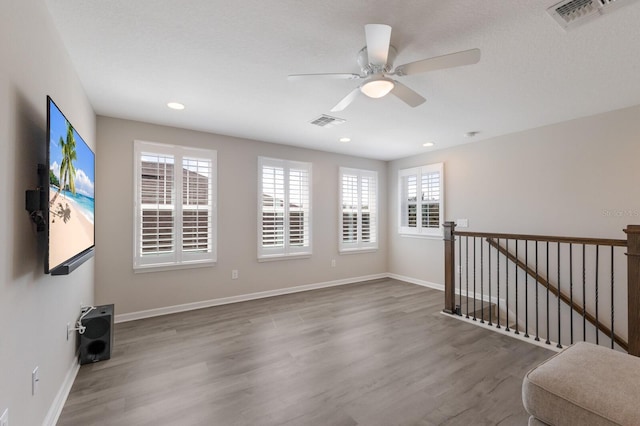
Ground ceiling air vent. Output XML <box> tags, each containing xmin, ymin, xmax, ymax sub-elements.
<box><xmin>547</xmin><ymin>0</ymin><xmax>639</xmax><ymax>29</ymax></box>
<box><xmin>309</xmin><ymin>114</ymin><xmax>346</xmax><ymax>128</ymax></box>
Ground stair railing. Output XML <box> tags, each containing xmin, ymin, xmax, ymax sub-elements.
<box><xmin>443</xmin><ymin>223</ymin><xmax>640</xmax><ymax>355</ymax></box>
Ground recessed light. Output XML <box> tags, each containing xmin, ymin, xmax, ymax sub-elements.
<box><xmin>339</xmin><ymin>137</ymin><xmax>351</xmax><ymax>143</ymax></box>
<box><xmin>423</xmin><ymin>142</ymin><xmax>435</xmax><ymax>147</ymax></box>
<box><xmin>167</xmin><ymin>102</ymin><xmax>185</xmax><ymax>110</ymax></box>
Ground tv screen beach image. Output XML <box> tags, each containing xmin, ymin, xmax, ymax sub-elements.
<box><xmin>48</xmin><ymin>100</ymin><xmax>95</xmax><ymax>270</ymax></box>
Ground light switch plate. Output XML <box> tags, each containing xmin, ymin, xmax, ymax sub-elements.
<box><xmin>457</xmin><ymin>218</ymin><xmax>469</xmax><ymax>228</ymax></box>
<box><xmin>32</xmin><ymin>367</ymin><xmax>39</xmax><ymax>395</ymax></box>
<box><xmin>0</xmin><ymin>408</ymin><xmax>8</xmax><ymax>426</ymax></box>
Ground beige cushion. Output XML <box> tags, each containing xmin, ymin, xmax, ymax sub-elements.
<box><xmin>522</xmin><ymin>342</ymin><xmax>640</xmax><ymax>426</ymax></box>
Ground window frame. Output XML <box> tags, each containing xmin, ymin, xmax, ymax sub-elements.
<box><xmin>133</xmin><ymin>140</ymin><xmax>217</xmax><ymax>272</ymax></box>
<box><xmin>257</xmin><ymin>157</ymin><xmax>312</xmax><ymax>261</ymax></box>
<box><xmin>398</xmin><ymin>162</ymin><xmax>444</xmax><ymax>237</ymax></box>
<box><xmin>339</xmin><ymin>167</ymin><xmax>378</xmax><ymax>253</ymax></box>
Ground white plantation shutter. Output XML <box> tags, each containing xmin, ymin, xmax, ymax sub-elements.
<box><xmin>342</xmin><ymin>174</ymin><xmax>358</xmax><ymax>244</ymax></box>
<box><xmin>258</xmin><ymin>157</ymin><xmax>311</xmax><ymax>260</ymax></box>
<box><xmin>399</xmin><ymin>163</ymin><xmax>444</xmax><ymax>236</ymax></box>
<box><xmin>288</xmin><ymin>167</ymin><xmax>310</xmax><ymax>248</ymax></box>
<box><xmin>261</xmin><ymin>165</ymin><xmax>285</xmax><ymax>248</ymax></box>
<box><xmin>181</xmin><ymin>156</ymin><xmax>214</xmax><ymax>259</ymax></box>
<box><xmin>140</xmin><ymin>153</ymin><xmax>175</xmax><ymax>256</ymax></box>
<box><xmin>361</xmin><ymin>174</ymin><xmax>376</xmax><ymax>243</ymax></box>
<box><xmin>421</xmin><ymin>170</ymin><xmax>440</xmax><ymax>229</ymax></box>
<box><xmin>339</xmin><ymin>168</ymin><xmax>378</xmax><ymax>251</ymax></box>
<box><xmin>134</xmin><ymin>141</ymin><xmax>217</xmax><ymax>271</ymax></box>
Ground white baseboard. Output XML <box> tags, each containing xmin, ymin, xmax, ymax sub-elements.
<box><xmin>44</xmin><ymin>356</ymin><xmax>80</xmax><ymax>426</ymax></box>
<box><xmin>387</xmin><ymin>273</ymin><xmax>444</xmax><ymax>291</ymax></box>
<box><xmin>115</xmin><ymin>273</ymin><xmax>388</xmax><ymax>323</ymax></box>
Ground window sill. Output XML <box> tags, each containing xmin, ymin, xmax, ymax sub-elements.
<box><xmin>339</xmin><ymin>248</ymin><xmax>378</xmax><ymax>255</ymax></box>
<box><xmin>133</xmin><ymin>260</ymin><xmax>216</xmax><ymax>274</ymax></box>
<box><xmin>258</xmin><ymin>254</ymin><xmax>311</xmax><ymax>263</ymax></box>
<box><xmin>399</xmin><ymin>233</ymin><xmax>443</xmax><ymax>240</ymax></box>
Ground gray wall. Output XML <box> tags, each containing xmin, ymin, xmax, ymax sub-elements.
<box><xmin>95</xmin><ymin>117</ymin><xmax>387</xmax><ymax>315</ymax></box>
<box><xmin>388</xmin><ymin>104</ymin><xmax>640</xmax><ymax>286</ymax></box>
<box><xmin>0</xmin><ymin>0</ymin><xmax>96</xmax><ymax>425</ymax></box>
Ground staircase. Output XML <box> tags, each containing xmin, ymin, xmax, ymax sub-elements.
<box><xmin>456</xmin><ymin>298</ymin><xmax>517</xmax><ymax>330</ymax></box>
<box><xmin>443</xmin><ymin>223</ymin><xmax>640</xmax><ymax>355</ymax></box>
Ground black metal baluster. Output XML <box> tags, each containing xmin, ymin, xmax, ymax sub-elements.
<box><xmin>473</xmin><ymin>237</ymin><xmax>477</xmax><ymax>321</ymax></box>
<box><xmin>515</xmin><ymin>240</ymin><xmax>519</xmax><ymax>335</ymax></box>
<box><xmin>458</xmin><ymin>236</ymin><xmax>462</xmax><ymax>316</ymax></box>
<box><xmin>545</xmin><ymin>241</ymin><xmax>550</xmax><ymax>345</ymax></box>
<box><xmin>583</xmin><ymin>244</ymin><xmax>586</xmax><ymax>342</ymax></box>
<box><xmin>557</xmin><ymin>243</ymin><xmax>562</xmax><ymax>349</ymax></box>
<box><xmin>570</xmin><ymin>243</ymin><xmax>573</xmax><ymax>344</ymax></box>
<box><xmin>611</xmin><ymin>246</ymin><xmax>615</xmax><ymax>349</ymax></box>
<box><xmin>506</xmin><ymin>239</ymin><xmax>510</xmax><ymax>332</ymax></box>
<box><xmin>525</xmin><ymin>240</ymin><xmax>529</xmax><ymax>338</ymax></box>
<box><xmin>466</xmin><ymin>236</ymin><xmax>469</xmax><ymax>319</ymax></box>
<box><xmin>488</xmin><ymin>240</ymin><xmax>493</xmax><ymax>326</ymax></box>
<box><xmin>596</xmin><ymin>245</ymin><xmax>600</xmax><ymax>345</ymax></box>
<box><xmin>497</xmin><ymin>238</ymin><xmax>501</xmax><ymax>329</ymax></box>
<box><xmin>481</xmin><ymin>241</ymin><xmax>485</xmax><ymax>324</ymax></box>
<box><xmin>535</xmin><ymin>241</ymin><xmax>540</xmax><ymax>342</ymax></box>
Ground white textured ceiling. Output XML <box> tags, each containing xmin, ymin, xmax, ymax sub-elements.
<box><xmin>45</xmin><ymin>0</ymin><xmax>640</xmax><ymax>160</ymax></box>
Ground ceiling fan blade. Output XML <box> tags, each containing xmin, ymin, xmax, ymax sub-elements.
<box><xmin>365</xmin><ymin>24</ymin><xmax>392</xmax><ymax>66</ymax></box>
<box><xmin>288</xmin><ymin>73</ymin><xmax>362</xmax><ymax>81</ymax></box>
<box><xmin>390</xmin><ymin>80</ymin><xmax>426</xmax><ymax>107</ymax></box>
<box><xmin>394</xmin><ymin>48</ymin><xmax>481</xmax><ymax>76</ymax></box>
<box><xmin>330</xmin><ymin>87</ymin><xmax>361</xmax><ymax>112</ymax></box>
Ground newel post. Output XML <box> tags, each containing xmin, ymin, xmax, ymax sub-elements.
<box><xmin>443</xmin><ymin>221</ymin><xmax>456</xmax><ymax>314</ymax></box>
<box><xmin>625</xmin><ymin>225</ymin><xmax>640</xmax><ymax>357</ymax></box>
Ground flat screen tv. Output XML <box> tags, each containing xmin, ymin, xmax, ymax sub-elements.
<box><xmin>46</xmin><ymin>96</ymin><xmax>95</xmax><ymax>275</ymax></box>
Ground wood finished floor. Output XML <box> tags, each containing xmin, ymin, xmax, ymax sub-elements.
<box><xmin>58</xmin><ymin>279</ymin><xmax>553</xmax><ymax>426</ymax></box>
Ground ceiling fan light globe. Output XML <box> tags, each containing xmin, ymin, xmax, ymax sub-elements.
<box><xmin>361</xmin><ymin>78</ymin><xmax>395</xmax><ymax>98</ymax></box>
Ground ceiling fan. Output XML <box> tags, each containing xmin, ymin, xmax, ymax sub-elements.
<box><xmin>288</xmin><ymin>24</ymin><xmax>481</xmax><ymax>112</ymax></box>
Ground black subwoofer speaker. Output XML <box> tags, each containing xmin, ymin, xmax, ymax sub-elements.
<box><xmin>78</xmin><ymin>304</ymin><xmax>114</xmax><ymax>365</ymax></box>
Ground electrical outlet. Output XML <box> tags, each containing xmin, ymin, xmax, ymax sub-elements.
<box><xmin>231</xmin><ymin>270</ymin><xmax>238</xmax><ymax>280</ymax></box>
<box><xmin>331</xmin><ymin>259</ymin><xmax>336</xmax><ymax>267</ymax></box>
<box><xmin>32</xmin><ymin>367</ymin><xmax>39</xmax><ymax>396</ymax></box>
<box><xmin>0</xmin><ymin>408</ymin><xmax>8</xmax><ymax>426</ymax></box>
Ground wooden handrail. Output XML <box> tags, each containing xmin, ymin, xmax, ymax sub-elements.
<box><xmin>486</xmin><ymin>237</ymin><xmax>629</xmax><ymax>351</ymax></box>
<box><xmin>455</xmin><ymin>231</ymin><xmax>627</xmax><ymax>247</ymax></box>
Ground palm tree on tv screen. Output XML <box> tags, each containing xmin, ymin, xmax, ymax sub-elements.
<box><xmin>58</xmin><ymin>121</ymin><xmax>77</xmax><ymax>197</ymax></box>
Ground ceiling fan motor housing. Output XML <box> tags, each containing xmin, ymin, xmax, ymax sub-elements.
<box><xmin>358</xmin><ymin>45</ymin><xmax>397</xmax><ymax>75</ymax></box>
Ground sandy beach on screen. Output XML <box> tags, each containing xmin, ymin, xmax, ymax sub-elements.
<box><xmin>49</xmin><ymin>191</ymin><xmax>94</xmax><ymax>268</ymax></box>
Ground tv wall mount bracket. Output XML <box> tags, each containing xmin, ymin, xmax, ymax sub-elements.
<box><xmin>25</xmin><ymin>163</ymin><xmax>47</xmax><ymax>232</ymax></box>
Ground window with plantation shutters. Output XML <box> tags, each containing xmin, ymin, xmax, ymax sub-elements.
<box><xmin>258</xmin><ymin>157</ymin><xmax>311</xmax><ymax>260</ymax></box>
<box><xmin>134</xmin><ymin>140</ymin><xmax>217</xmax><ymax>271</ymax></box>
<box><xmin>398</xmin><ymin>163</ymin><xmax>444</xmax><ymax>237</ymax></box>
<box><xmin>339</xmin><ymin>167</ymin><xmax>378</xmax><ymax>252</ymax></box>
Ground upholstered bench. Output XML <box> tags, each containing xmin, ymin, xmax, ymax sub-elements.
<box><xmin>522</xmin><ymin>341</ymin><xmax>640</xmax><ymax>425</ymax></box>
